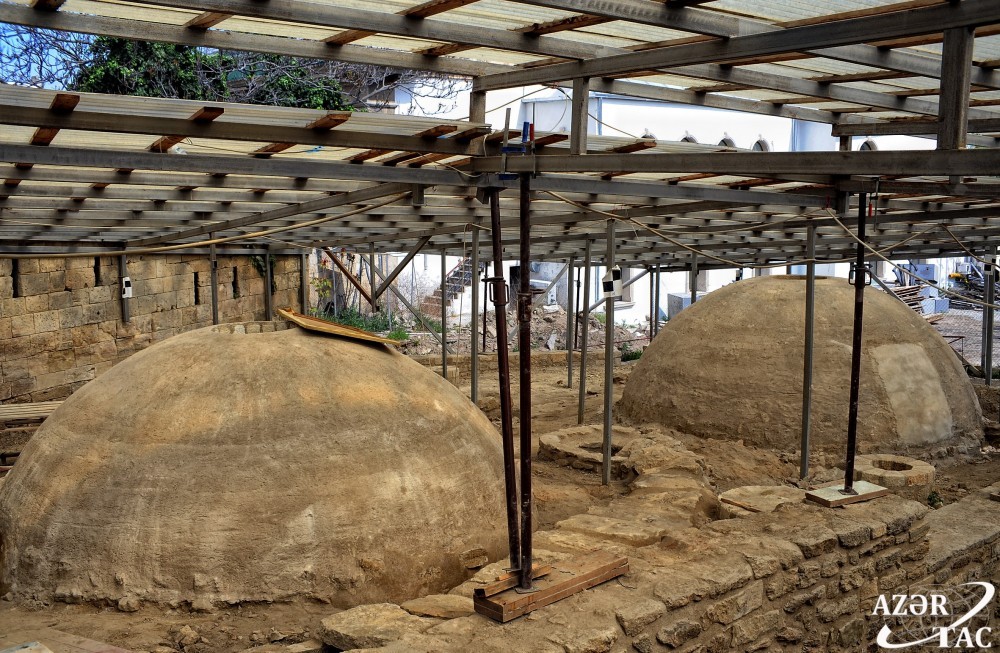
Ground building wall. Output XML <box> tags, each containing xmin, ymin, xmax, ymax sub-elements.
<box><xmin>1</xmin><ymin>254</ymin><xmax>302</xmax><ymax>404</ymax></box>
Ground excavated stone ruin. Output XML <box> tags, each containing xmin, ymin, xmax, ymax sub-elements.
<box><xmin>0</xmin><ymin>323</ymin><xmax>507</xmax><ymax>609</ymax></box>
<box><xmin>618</xmin><ymin>276</ymin><xmax>982</xmax><ymax>453</ymax></box>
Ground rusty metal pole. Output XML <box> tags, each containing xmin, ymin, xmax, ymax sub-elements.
<box><xmin>602</xmin><ymin>220</ymin><xmax>615</xmax><ymax>486</ymax></box>
<box><xmin>566</xmin><ymin>257</ymin><xmax>576</xmax><ymax>389</ymax></box>
<box><xmin>577</xmin><ymin>240</ymin><xmax>592</xmax><ymax>424</ymax></box>
<box><xmin>488</xmin><ymin>189</ymin><xmax>520</xmax><ymax>572</ymax></box>
<box><xmin>517</xmin><ymin>173</ymin><xmax>534</xmax><ymax>590</ymax></box>
<box><xmin>843</xmin><ymin>193</ymin><xmax>868</xmax><ymax>495</ymax></box>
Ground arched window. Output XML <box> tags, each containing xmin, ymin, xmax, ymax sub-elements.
<box><xmin>680</xmin><ymin>134</ymin><xmax>698</xmax><ymax>143</ymax></box>
<box><xmin>718</xmin><ymin>136</ymin><xmax>736</xmax><ymax>148</ymax></box>
<box><xmin>859</xmin><ymin>139</ymin><xmax>878</xmax><ymax>151</ymax></box>
<box><xmin>751</xmin><ymin>139</ymin><xmax>771</xmax><ymax>152</ymax></box>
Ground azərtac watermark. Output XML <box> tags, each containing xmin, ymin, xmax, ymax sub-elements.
<box><xmin>874</xmin><ymin>582</ymin><xmax>996</xmax><ymax>649</ymax></box>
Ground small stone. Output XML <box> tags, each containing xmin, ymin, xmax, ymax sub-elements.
<box><xmin>776</xmin><ymin>626</ymin><xmax>803</xmax><ymax>643</ymax></box>
<box><xmin>705</xmin><ymin>580</ymin><xmax>763</xmax><ymax>625</ymax></box>
<box><xmin>2</xmin><ymin>592</ymin><xmax>13</xmax><ymax>601</ymax></box>
<box><xmin>268</xmin><ymin>627</ymin><xmax>287</xmax><ymax>643</ymax></box>
<box><xmin>632</xmin><ymin>633</ymin><xmax>653</xmax><ymax>653</ymax></box>
<box><xmin>401</xmin><ymin>594</ymin><xmax>475</xmax><ymax>619</ymax></box>
<box><xmin>458</xmin><ymin>547</ymin><xmax>489</xmax><ymax>569</ymax></box>
<box><xmin>176</xmin><ymin>625</ymin><xmax>200</xmax><ymax>647</ymax></box>
<box><xmin>190</xmin><ymin>597</ymin><xmax>215</xmax><ymax>613</ymax></box>
<box><xmin>657</xmin><ymin>620</ymin><xmax>702</xmax><ymax>647</ymax></box>
<box><xmin>615</xmin><ymin>598</ymin><xmax>665</xmax><ymax>636</ymax></box>
<box><xmin>548</xmin><ymin>626</ymin><xmax>619</xmax><ymax>653</ymax></box>
<box><xmin>117</xmin><ymin>596</ymin><xmax>141</xmax><ymax>613</ymax></box>
<box><xmin>319</xmin><ymin>603</ymin><xmax>436</xmax><ymax>650</ymax></box>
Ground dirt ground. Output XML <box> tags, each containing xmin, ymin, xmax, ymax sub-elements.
<box><xmin>0</xmin><ymin>355</ymin><xmax>997</xmax><ymax>652</ymax></box>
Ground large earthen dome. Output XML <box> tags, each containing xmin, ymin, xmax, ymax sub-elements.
<box><xmin>0</xmin><ymin>323</ymin><xmax>507</xmax><ymax>608</ymax></box>
<box><xmin>618</xmin><ymin>276</ymin><xmax>982</xmax><ymax>453</ymax></box>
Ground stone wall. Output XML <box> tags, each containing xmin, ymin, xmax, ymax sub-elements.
<box><xmin>1</xmin><ymin>254</ymin><xmax>302</xmax><ymax>403</ymax></box>
<box><xmin>313</xmin><ymin>427</ymin><xmax>1000</xmax><ymax>652</ymax></box>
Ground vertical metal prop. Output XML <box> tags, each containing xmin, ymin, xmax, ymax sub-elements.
<box><xmin>441</xmin><ymin>253</ymin><xmax>448</xmax><ymax>380</ymax></box>
<box><xmin>517</xmin><ymin>173</ymin><xmax>534</xmax><ymax>590</ymax></box>
<box><xmin>566</xmin><ymin>258</ymin><xmax>576</xmax><ymax>389</ymax></box>
<box><xmin>986</xmin><ymin>248</ymin><xmax>995</xmax><ymax>387</ymax></box>
<box><xmin>263</xmin><ymin>247</ymin><xmax>273</xmax><ymax>320</ymax></box>
<box><xmin>209</xmin><ymin>239</ymin><xmax>219</xmax><ymax>325</ymax></box>
<box><xmin>300</xmin><ymin>252</ymin><xmax>309</xmax><ymax>313</ymax></box>
<box><xmin>471</xmin><ymin>226</ymin><xmax>481</xmax><ymax>403</ymax></box>
<box><xmin>654</xmin><ymin>264</ymin><xmax>661</xmax><ymax>336</ymax></box>
<box><xmin>488</xmin><ymin>189</ymin><xmax>521</xmax><ymax>571</ymax></box>
<box><xmin>370</xmin><ymin>243</ymin><xmax>378</xmax><ymax>312</ymax></box>
<box><xmin>800</xmin><ymin>224</ymin><xmax>817</xmax><ymax>480</ymax></box>
<box><xmin>648</xmin><ymin>265</ymin><xmax>655</xmax><ymax>340</ymax></box>
<box><xmin>843</xmin><ymin>193</ymin><xmax>868</xmax><ymax>495</ymax></box>
<box><xmin>602</xmin><ymin>220</ymin><xmax>616</xmax><ymax>486</ymax></box>
<box><xmin>118</xmin><ymin>252</ymin><xmax>131</xmax><ymax>323</ymax></box>
<box><xmin>690</xmin><ymin>253</ymin><xmax>699</xmax><ymax>305</ymax></box>
<box><xmin>577</xmin><ymin>240</ymin><xmax>592</xmax><ymax>424</ymax></box>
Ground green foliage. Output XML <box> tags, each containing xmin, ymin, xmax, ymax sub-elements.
<box><xmin>72</xmin><ymin>37</ymin><xmax>219</xmax><ymax>100</ymax></box>
<box><xmin>386</xmin><ymin>327</ymin><xmax>410</xmax><ymax>342</ymax></box>
<box><xmin>316</xmin><ymin>307</ymin><xmax>395</xmax><ymax>333</ymax></box>
<box><xmin>620</xmin><ymin>341</ymin><xmax>642</xmax><ymax>362</ymax></box>
<box><xmin>415</xmin><ymin>313</ymin><xmax>443</xmax><ymax>334</ymax></box>
<box><xmin>928</xmin><ymin>491</ymin><xmax>944</xmax><ymax>509</ymax></box>
<box><xmin>594</xmin><ymin>312</ymin><xmax>607</xmax><ymax>325</ymax></box>
<box><xmin>249</xmin><ymin>255</ymin><xmax>276</xmax><ymax>295</ymax></box>
<box><xmin>71</xmin><ymin>37</ymin><xmax>351</xmax><ymax>111</ymax></box>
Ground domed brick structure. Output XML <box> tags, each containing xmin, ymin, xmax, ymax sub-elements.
<box><xmin>618</xmin><ymin>276</ymin><xmax>982</xmax><ymax>453</ymax></box>
<box><xmin>0</xmin><ymin>323</ymin><xmax>507</xmax><ymax>608</ymax></box>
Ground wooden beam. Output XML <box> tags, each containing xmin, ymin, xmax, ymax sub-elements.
<box><xmin>938</xmin><ymin>26</ymin><xmax>976</xmax><ymax>150</ymax></box>
<box><xmin>184</xmin><ymin>11</ymin><xmax>231</xmax><ymax>29</ymax></box>
<box><xmin>149</xmin><ymin>106</ymin><xmax>224</xmax><ymax>153</ymax></box>
<box><xmin>128</xmin><ymin>182</ymin><xmax>411</xmax><ymax>247</ymax></box>
<box><xmin>472</xmin><ymin>148</ymin><xmax>1000</xmax><ymax>178</ymax></box>
<box><xmin>0</xmin><ymin>3</ymin><xmax>499</xmax><ymax>78</ymax></box>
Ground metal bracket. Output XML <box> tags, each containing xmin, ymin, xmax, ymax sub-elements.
<box><xmin>486</xmin><ymin>276</ymin><xmax>508</xmax><ymax>306</ymax></box>
<box><xmin>848</xmin><ymin>262</ymin><xmax>872</xmax><ymax>287</ymax></box>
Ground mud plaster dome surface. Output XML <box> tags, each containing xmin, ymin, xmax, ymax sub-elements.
<box><xmin>618</xmin><ymin>276</ymin><xmax>982</xmax><ymax>452</ymax></box>
<box><xmin>0</xmin><ymin>324</ymin><xmax>507</xmax><ymax>608</ymax></box>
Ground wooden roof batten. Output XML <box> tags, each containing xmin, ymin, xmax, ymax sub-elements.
<box><xmin>0</xmin><ymin>0</ymin><xmax>999</xmax><ymax>266</ymax></box>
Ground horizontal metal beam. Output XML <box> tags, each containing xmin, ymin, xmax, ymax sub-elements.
<box><xmin>519</xmin><ymin>0</ymin><xmax>1000</xmax><ymax>90</ymax></box>
<box><xmin>477</xmin><ymin>0</ymin><xmax>1000</xmax><ymax>89</ymax></box>
<box><xmin>472</xmin><ymin>148</ymin><xmax>1000</xmax><ymax>177</ymax></box>
<box><xmin>130</xmin><ymin>0</ymin><xmax>609</xmax><ymax>61</ymax></box>
<box><xmin>833</xmin><ymin>117</ymin><xmax>1000</xmax><ymax>137</ymax></box>
<box><xmin>0</xmin><ymin>3</ymin><xmax>502</xmax><ymax>78</ymax></box>
<box><xmin>0</xmin><ymin>104</ymin><xmax>483</xmax><ymax>157</ymax></box>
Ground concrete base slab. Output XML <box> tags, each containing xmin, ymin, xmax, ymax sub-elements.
<box><xmin>805</xmin><ymin>480</ymin><xmax>889</xmax><ymax>507</ymax></box>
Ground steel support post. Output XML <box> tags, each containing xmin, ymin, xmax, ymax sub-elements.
<box><xmin>488</xmin><ymin>189</ymin><xmax>520</xmax><ymax>572</ymax></box>
<box><xmin>800</xmin><ymin>224</ymin><xmax>817</xmax><ymax>480</ymax></box>
<box><xmin>577</xmin><ymin>240</ymin><xmax>592</xmax><ymax>425</ymax></box>
<box><xmin>566</xmin><ymin>257</ymin><xmax>576</xmax><ymax>389</ymax></box>
<box><xmin>118</xmin><ymin>252</ymin><xmax>131</xmax><ymax>323</ymax></box>
<box><xmin>369</xmin><ymin>242</ymin><xmax>378</xmax><ymax>312</ymax></box>
<box><xmin>654</xmin><ymin>264</ymin><xmax>661</xmax><ymax>336</ymax></box>
<box><xmin>517</xmin><ymin>174</ymin><xmax>534</xmax><ymax>590</ymax></box>
<box><xmin>690</xmin><ymin>253</ymin><xmax>699</xmax><ymax>305</ymax></box>
<box><xmin>843</xmin><ymin>193</ymin><xmax>868</xmax><ymax>495</ymax></box>
<box><xmin>570</xmin><ymin>77</ymin><xmax>590</xmax><ymax>156</ymax></box>
<box><xmin>441</xmin><ymin>252</ymin><xmax>448</xmax><ymax>380</ymax></box>
<box><xmin>471</xmin><ymin>226</ymin><xmax>481</xmax><ymax>402</ymax></box>
<box><xmin>300</xmin><ymin>252</ymin><xmax>309</xmax><ymax>313</ymax></box>
<box><xmin>986</xmin><ymin>248</ymin><xmax>995</xmax><ymax>386</ymax></box>
<box><xmin>209</xmin><ymin>238</ymin><xmax>219</xmax><ymax>325</ymax></box>
<box><xmin>602</xmin><ymin>220</ymin><xmax>616</xmax><ymax>486</ymax></box>
<box><xmin>263</xmin><ymin>246</ymin><xmax>273</xmax><ymax>321</ymax></box>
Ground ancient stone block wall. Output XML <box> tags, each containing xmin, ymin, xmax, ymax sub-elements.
<box><xmin>1</xmin><ymin>254</ymin><xmax>302</xmax><ymax>403</ymax></box>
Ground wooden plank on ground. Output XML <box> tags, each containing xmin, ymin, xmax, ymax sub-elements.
<box><xmin>474</xmin><ymin>564</ymin><xmax>553</xmax><ymax>598</ymax></box>
<box><xmin>473</xmin><ymin>550</ymin><xmax>628</xmax><ymax>622</ymax></box>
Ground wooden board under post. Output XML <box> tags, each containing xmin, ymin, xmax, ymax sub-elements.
<box><xmin>805</xmin><ymin>479</ymin><xmax>889</xmax><ymax>507</ymax></box>
<box><xmin>473</xmin><ymin>550</ymin><xmax>628</xmax><ymax>623</ymax></box>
